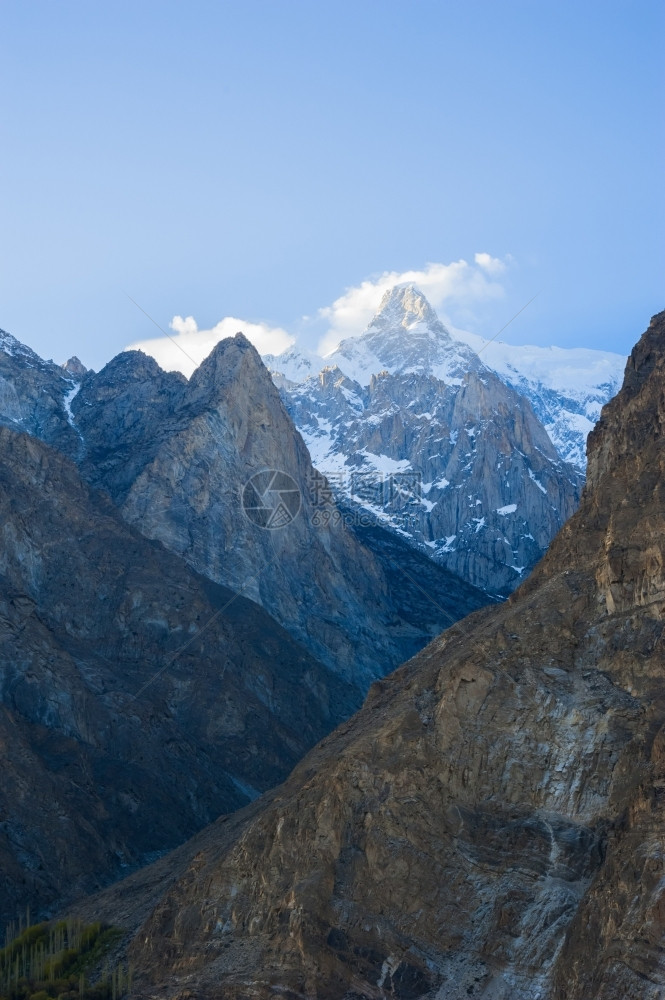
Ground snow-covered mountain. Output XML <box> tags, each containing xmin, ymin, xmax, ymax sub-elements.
<box><xmin>449</xmin><ymin>330</ymin><xmax>625</xmax><ymax>468</ymax></box>
<box><xmin>266</xmin><ymin>286</ymin><xmax>625</xmax><ymax>471</ymax></box>
<box><xmin>326</xmin><ymin>283</ymin><xmax>482</xmax><ymax>385</ymax></box>
<box><xmin>263</xmin><ymin>344</ymin><xmax>322</xmax><ymax>384</ymax></box>
<box><xmin>264</xmin><ymin>285</ymin><xmax>623</xmax><ymax>594</ymax></box>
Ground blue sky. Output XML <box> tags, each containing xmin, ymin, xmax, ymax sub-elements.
<box><xmin>1</xmin><ymin>0</ymin><xmax>663</xmax><ymax>371</ymax></box>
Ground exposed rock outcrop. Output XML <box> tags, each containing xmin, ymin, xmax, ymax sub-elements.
<box><xmin>62</xmin><ymin>355</ymin><xmax>89</xmax><ymax>377</ymax></box>
<box><xmin>77</xmin><ymin>311</ymin><xmax>665</xmax><ymax>999</ymax></box>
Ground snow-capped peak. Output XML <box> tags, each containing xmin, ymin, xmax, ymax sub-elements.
<box><xmin>259</xmin><ymin>283</ymin><xmax>626</xmax><ymax>470</ymax></box>
<box><xmin>324</xmin><ymin>284</ymin><xmax>480</xmax><ymax>387</ymax></box>
<box><xmin>368</xmin><ymin>283</ymin><xmax>446</xmax><ymax>335</ymax></box>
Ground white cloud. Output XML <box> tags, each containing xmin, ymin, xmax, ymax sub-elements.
<box><xmin>125</xmin><ymin>315</ymin><xmax>294</xmax><ymax>377</ymax></box>
<box><xmin>123</xmin><ymin>253</ymin><xmax>511</xmax><ymax>374</ymax></box>
<box><xmin>474</xmin><ymin>252</ymin><xmax>508</xmax><ymax>275</ymax></box>
<box><xmin>316</xmin><ymin>255</ymin><xmax>510</xmax><ymax>355</ymax></box>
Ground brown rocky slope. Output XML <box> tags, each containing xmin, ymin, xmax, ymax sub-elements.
<box><xmin>75</xmin><ymin>311</ymin><xmax>665</xmax><ymax>998</ymax></box>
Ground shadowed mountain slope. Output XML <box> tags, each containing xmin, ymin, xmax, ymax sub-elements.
<box><xmin>74</xmin><ymin>310</ymin><xmax>665</xmax><ymax>1000</ymax></box>
<box><xmin>0</xmin><ymin>425</ymin><xmax>360</xmax><ymax>924</ymax></box>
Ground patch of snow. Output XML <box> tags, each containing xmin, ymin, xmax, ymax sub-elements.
<box><xmin>339</xmin><ymin>385</ymin><xmax>364</xmax><ymax>410</ymax></box>
<box><xmin>528</xmin><ymin>469</ymin><xmax>548</xmax><ymax>495</ymax></box>
<box><xmin>63</xmin><ymin>383</ymin><xmax>80</xmax><ymax>426</ymax></box>
<box><xmin>357</xmin><ymin>450</ymin><xmax>412</xmax><ymax>475</ymax></box>
<box><xmin>496</xmin><ymin>503</ymin><xmax>518</xmax><ymax>515</ymax></box>
<box><xmin>263</xmin><ymin>346</ymin><xmax>323</xmax><ymax>383</ymax></box>
<box><xmin>426</xmin><ymin>534</ymin><xmax>457</xmax><ymax>553</ymax></box>
<box><xmin>347</xmin><ymin>494</ymin><xmax>411</xmax><ymax>536</ymax></box>
<box><xmin>441</xmin><ymin>534</ymin><xmax>456</xmax><ymax>552</ymax></box>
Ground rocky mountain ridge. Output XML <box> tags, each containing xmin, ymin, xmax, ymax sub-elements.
<box><xmin>267</xmin><ymin>286</ymin><xmax>587</xmax><ymax>595</ymax></box>
<box><xmin>265</xmin><ymin>285</ymin><xmax>625</xmax><ymax>470</ymax></box>
<box><xmin>453</xmin><ymin>330</ymin><xmax>624</xmax><ymax>470</ymax></box>
<box><xmin>0</xmin><ymin>319</ymin><xmax>495</xmax><ymax>926</ymax></box>
<box><xmin>69</xmin><ymin>333</ymin><xmax>489</xmax><ymax>684</ymax></box>
<box><xmin>0</xmin><ymin>327</ymin><xmax>82</xmax><ymax>460</ymax></box>
<box><xmin>0</xmin><ymin>325</ymin><xmax>490</xmax><ymax>687</ymax></box>
<box><xmin>75</xmin><ymin>308</ymin><xmax>665</xmax><ymax>1000</ymax></box>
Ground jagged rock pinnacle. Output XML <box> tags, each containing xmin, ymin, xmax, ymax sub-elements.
<box><xmin>369</xmin><ymin>283</ymin><xmax>445</xmax><ymax>334</ymax></box>
<box><xmin>62</xmin><ymin>355</ymin><xmax>89</xmax><ymax>377</ymax></box>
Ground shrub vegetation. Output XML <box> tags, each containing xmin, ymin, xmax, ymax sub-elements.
<box><xmin>0</xmin><ymin>914</ymin><xmax>131</xmax><ymax>1000</ymax></box>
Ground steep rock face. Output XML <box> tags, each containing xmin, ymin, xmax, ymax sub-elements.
<box><xmin>71</xmin><ymin>334</ymin><xmax>489</xmax><ymax>685</ymax></box>
<box><xmin>0</xmin><ymin>328</ymin><xmax>82</xmax><ymax>460</ymax></box>
<box><xmin>62</xmin><ymin>355</ymin><xmax>89</xmax><ymax>377</ymax></box>
<box><xmin>447</xmin><ymin>330</ymin><xmax>625</xmax><ymax>470</ymax></box>
<box><xmin>0</xmin><ymin>425</ymin><xmax>359</xmax><ymax>923</ymax></box>
<box><xmin>73</xmin><ymin>349</ymin><xmax>187</xmax><ymax>504</ymax></box>
<box><xmin>265</xmin><ymin>288</ymin><xmax>625</xmax><ymax>473</ymax></box>
<box><xmin>269</xmin><ymin>287</ymin><xmax>584</xmax><ymax>595</ymax></box>
<box><xmin>83</xmin><ymin>311</ymin><xmax>664</xmax><ymax>999</ymax></box>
